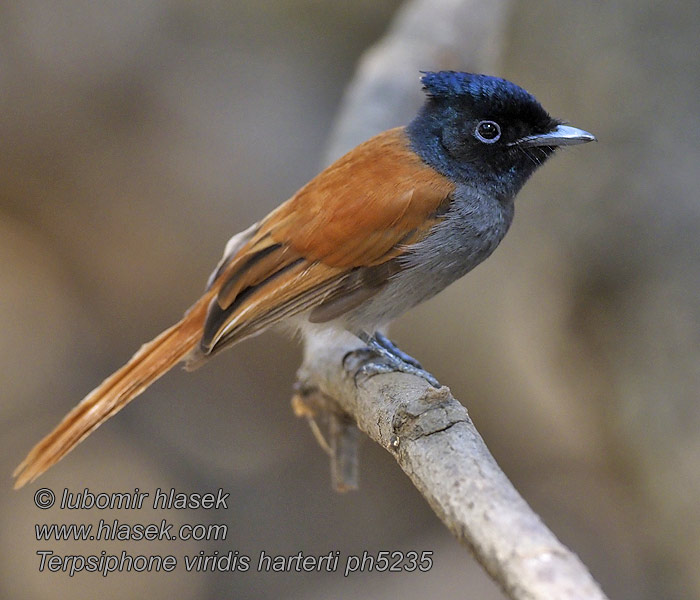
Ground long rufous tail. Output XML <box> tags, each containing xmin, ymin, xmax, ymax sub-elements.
<box><xmin>13</xmin><ymin>292</ymin><xmax>214</xmax><ymax>489</ymax></box>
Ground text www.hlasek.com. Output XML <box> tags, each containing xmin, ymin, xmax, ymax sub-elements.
<box><xmin>35</xmin><ymin>520</ymin><xmax>227</xmax><ymax>542</ymax></box>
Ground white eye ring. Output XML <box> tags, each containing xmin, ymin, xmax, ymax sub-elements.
<box><xmin>475</xmin><ymin>120</ymin><xmax>501</xmax><ymax>144</ymax></box>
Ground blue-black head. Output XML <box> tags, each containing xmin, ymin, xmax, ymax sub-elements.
<box><xmin>407</xmin><ymin>71</ymin><xmax>595</xmax><ymax>198</ymax></box>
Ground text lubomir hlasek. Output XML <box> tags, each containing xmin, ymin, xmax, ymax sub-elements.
<box><xmin>58</xmin><ymin>487</ymin><xmax>230</xmax><ymax>510</ymax></box>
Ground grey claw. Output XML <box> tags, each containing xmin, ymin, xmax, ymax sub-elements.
<box><xmin>345</xmin><ymin>332</ymin><xmax>441</xmax><ymax>388</ymax></box>
<box><xmin>354</xmin><ymin>361</ymin><xmax>396</xmax><ymax>386</ymax></box>
<box><xmin>342</xmin><ymin>347</ymin><xmax>374</xmax><ymax>370</ymax></box>
<box><xmin>416</xmin><ymin>369</ymin><xmax>441</xmax><ymax>388</ymax></box>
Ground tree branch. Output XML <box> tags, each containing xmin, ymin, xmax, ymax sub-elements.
<box><xmin>295</xmin><ymin>342</ymin><xmax>609</xmax><ymax>600</ymax></box>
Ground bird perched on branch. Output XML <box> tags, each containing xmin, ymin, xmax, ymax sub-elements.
<box><xmin>14</xmin><ymin>71</ymin><xmax>595</xmax><ymax>488</ymax></box>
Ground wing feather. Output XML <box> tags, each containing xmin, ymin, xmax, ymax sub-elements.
<box><xmin>198</xmin><ymin>127</ymin><xmax>455</xmax><ymax>359</ymax></box>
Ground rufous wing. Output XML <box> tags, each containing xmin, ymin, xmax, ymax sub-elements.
<box><xmin>197</xmin><ymin>127</ymin><xmax>455</xmax><ymax>359</ymax></box>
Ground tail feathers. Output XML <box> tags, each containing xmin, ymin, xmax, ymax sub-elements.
<box><xmin>13</xmin><ymin>294</ymin><xmax>212</xmax><ymax>489</ymax></box>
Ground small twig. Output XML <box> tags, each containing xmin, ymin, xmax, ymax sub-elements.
<box><xmin>328</xmin><ymin>412</ymin><xmax>360</xmax><ymax>493</ymax></box>
<box><xmin>291</xmin><ymin>382</ymin><xmax>360</xmax><ymax>492</ymax></box>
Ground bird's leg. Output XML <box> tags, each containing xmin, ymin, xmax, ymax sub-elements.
<box><xmin>373</xmin><ymin>331</ymin><xmax>423</xmax><ymax>369</ymax></box>
<box><xmin>343</xmin><ymin>330</ymin><xmax>440</xmax><ymax>388</ymax></box>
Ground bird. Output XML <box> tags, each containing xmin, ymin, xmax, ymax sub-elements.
<box><xmin>13</xmin><ymin>71</ymin><xmax>595</xmax><ymax>489</ymax></box>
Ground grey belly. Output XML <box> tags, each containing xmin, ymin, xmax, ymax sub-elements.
<box><xmin>341</xmin><ymin>196</ymin><xmax>513</xmax><ymax>332</ymax></box>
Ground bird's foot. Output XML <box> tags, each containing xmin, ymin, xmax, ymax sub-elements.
<box><xmin>343</xmin><ymin>331</ymin><xmax>440</xmax><ymax>388</ymax></box>
<box><xmin>373</xmin><ymin>331</ymin><xmax>423</xmax><ymax>369</ymax></box>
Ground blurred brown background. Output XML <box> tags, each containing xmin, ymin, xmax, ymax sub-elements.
<box><xmin>2</xmin><ymin>1</ymin><xmax>699</xmax><ymax>599</ymax></box>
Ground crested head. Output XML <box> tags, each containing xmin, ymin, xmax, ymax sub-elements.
<box><xmin>420</xmin><ymin>71</ymin><xmax>532</xmax><ymax>102</ymax></box>
<box><xmin>407</xmin><ymin>71</ymin><xmax>571</xmax><ymax>199</ymax></box>
<box><xmin>419</xmin><ymin>71</ymin><xmax>554</xmax><ymax>129</ymax></box>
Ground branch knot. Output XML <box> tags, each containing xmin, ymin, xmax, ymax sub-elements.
<box><xmin>391</xmin><ymin>386</ymin><xmax>469</xmax><ymax>442</ymax></box>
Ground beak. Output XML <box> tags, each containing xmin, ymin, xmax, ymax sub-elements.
<box><xmin>513</xmin><ymin>124</ymin><xmax>597</xmax><ymax>148</ymax></box>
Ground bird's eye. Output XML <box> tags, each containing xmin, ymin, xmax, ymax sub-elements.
<box><xmin>475</xmin><ymin>120</ymin><xmax>501</xmax><ymax>144</ymax></box>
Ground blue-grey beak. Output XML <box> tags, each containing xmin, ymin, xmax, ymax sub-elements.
<box><xmin>513</xmin><ymin>124</ymin><xmax>597</xmax><ymax>148</ymax></box>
